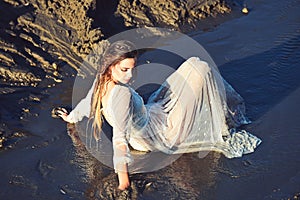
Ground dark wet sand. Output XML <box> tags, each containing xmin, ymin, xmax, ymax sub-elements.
<box><xmin>1</xmin><ymin>0</ymin><xmax>300</xmax><ymax>199</ymax></box>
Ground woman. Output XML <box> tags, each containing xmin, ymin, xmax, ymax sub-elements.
<box><xmin>58</xmin><ymin>40</ymin><xmax>261</xmax><ymax>190</ymax></box>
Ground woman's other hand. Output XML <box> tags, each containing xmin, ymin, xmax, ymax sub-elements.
<box><xmin>57</xmin><ymin>108</ymin><xmax>69</xmax><ymax>121</ymax></box>
<box><xmin>53</xmin><ymin>107</ymin><xmax>74</xmax><ymax>123</ymax></box>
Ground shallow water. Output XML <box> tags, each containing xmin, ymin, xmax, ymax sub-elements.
<box><xmin>1</xmin><ymin>0</ymin><xmax>300</xmax><ymax>199</ymax></box>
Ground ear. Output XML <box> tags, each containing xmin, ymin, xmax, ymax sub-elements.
<box><xmin>109</xmin><ymin>64</ymin><xmax>116</xmax><ymax>73</ymax></box>
<box><xmin>111</xmin><ymin>62</ymin><xmax>120</xmax><ymax>70</ymax></box>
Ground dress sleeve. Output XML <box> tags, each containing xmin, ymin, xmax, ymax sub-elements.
<box><xmin>109</xmin><ymin>85</ymin><xmax>133</xmax><ymax>173</ymax></box>
<box><xmin>66</xmin><ymin>79</ymin><xmax>97</xmax><ymax>123</ymax></box>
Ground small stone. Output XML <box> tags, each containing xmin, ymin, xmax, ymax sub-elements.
<box><xmin>31</xmin><ymin>97</ymin><xmax>40</xmax><ymax>102</ymax></box>
<box><xmin>22</xmin><ymin>108</ymin><xmax>30</xmax><ymax>113</ymax></box>
<box><xmin>57</xmin><ymin>19</ymin><xmax>64</xmax><ymax>24</ymax></box>
<box><xmin>52</xmin><ymin>63</ymin><xmax>58</xmax><ymax>70</ymax></box>
<box><xmin>145</xmin><ymin>182</ymin><xmax>152</xmax><ymax>189</ymax></box>
<box><xmin>53</xmin><ymin>78</ymin><xmax>62</xmax><ymax>83</ymax></box>
<box><xmin>53</xmin><ymin>71</ymin><xmax>59</xmax><ymax>76</ymax></box>
<box><xmin>60</xmin><ymin>188</ymin><xmax>66</xmax><ymax>195</ymax></box>
<box><xmin>242</xmin><ymin>7</ymin><xmax>249</xmax><ymax>14</ymax></box>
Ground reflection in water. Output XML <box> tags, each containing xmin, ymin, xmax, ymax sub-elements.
<box><xmin>67</xmin><ymin>121</ymin><xmax>221</xmax><ymax>199</ymax></box>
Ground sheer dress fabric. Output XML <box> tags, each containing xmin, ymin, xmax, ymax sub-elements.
<box><xmin>68</xmin><ymin>57</ymin><xmax>261</xmax><ymax>173</ymax></box>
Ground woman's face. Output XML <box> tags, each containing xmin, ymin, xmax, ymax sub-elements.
<box><xmin>111</xmin><ymin>58</ymin><xmax>136</xmax><ymax>84</ymax></box>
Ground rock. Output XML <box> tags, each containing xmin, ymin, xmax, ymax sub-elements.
<box><xmin>1</xmin><ymin>0</ymin><xmax>105</xmax><ymax>84</ymax></box>
<box><xmin>115</xmin><ymin>0</ymin><xmax>231</xmax><ymax>31</ymax></box>
<box><xmin>1</xmin><ymin>0</ymin><xmax>232</xmax><ymax>84</ymax></box>
<box><xmin>0</xmin><ymin>66</ymin><xmax>41</xmax><ymax>86</ymax></box>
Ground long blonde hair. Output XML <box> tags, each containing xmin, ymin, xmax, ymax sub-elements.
<box><xmin>90</xmin><ymin>40</ymin><xmax>138</xmax><ymax>140</ymax></box>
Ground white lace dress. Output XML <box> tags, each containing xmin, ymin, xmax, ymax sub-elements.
<box><xmin>68</xmin><ymin>57</ymin><xmax>261</xmax><ymax>173</ymax></box>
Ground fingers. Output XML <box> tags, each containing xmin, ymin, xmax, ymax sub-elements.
<box><xmin>118</xmin><ymin>182</ymin><xmax>130</xmax><ymax>190</ymax></box>
<box><xmin>118</xmin><ymin>184</ymin><xmax>129</xmax><ymax>190</ymax></box>
<box><xmin>57</xmin><ymin>110</ymin><xmax>69</xmax><ymax>122</ymax></box>
<box><xmin>57</xmin><ymin>110</ymin><xmax>67</xmax><ymax>116</ymax></box>
<box><xmin>61</xmin><ymin>108</ymin><xmax>68</xmax><ymax>113</ymax></box>
<box><xmin>52</xmin><ymin>107</ymin><xmax>65</xmax><ymax>119</ymax></box>
<box><xmin>51</xmin><ymin>107</ymin><xmax>73</xmax><ymax>123</ymax></box>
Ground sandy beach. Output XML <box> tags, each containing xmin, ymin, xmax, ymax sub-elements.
<box><xmin>1</xmin><ymin>0</ymin><xmax>300</xmax><ymax>199</ymax></box>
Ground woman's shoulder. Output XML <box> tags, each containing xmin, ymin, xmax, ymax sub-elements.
<box><xmin>186</xmin><ymin>56</ymin><xmax>208</xmax><ymax>66</ymax></box>
<box><xmin>114</xmin><ymin>83</ymin><xmax>131</xmax><ymax>92</ymax></box>
<box><xmin>111</xmin><ymin>83</ymin><xmax>132</xmax><ymax>99</ymax></box>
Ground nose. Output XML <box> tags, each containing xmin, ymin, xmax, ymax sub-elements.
<box><xmin>127</xmin><ymin>70</ymin><xmax>132</xmax><ymax>79</ymax></box>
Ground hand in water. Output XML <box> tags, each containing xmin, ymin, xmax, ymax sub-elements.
<box><xmin>118</xmin><ymin>180</ymin><xmax>130</xmax><ymax>190</ymax></box>
<box><xmin>117</xmin><ymin>171</ymin><xmax>130</xmax><ymax>190</ymax></box>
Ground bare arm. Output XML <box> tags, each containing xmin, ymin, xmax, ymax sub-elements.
<box><xmin>58</xmin><ymin>79</ymin><xmax>97</xmax><ymax>123</ymax></box>
<box><xmin>116</xmin><ymin>144</ymin><xmax>130</xmax><ymax>190</ymax></box>
<box><xmin>110</xmin><ymin>85</ymin><xmax>133</xmax><ymax>190</ymax></box>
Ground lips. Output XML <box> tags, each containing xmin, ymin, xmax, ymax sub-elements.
<box><xmin>124</xmin><ymin>78</ymin><xmax>131</xmax><ymax>82</ymax></box>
